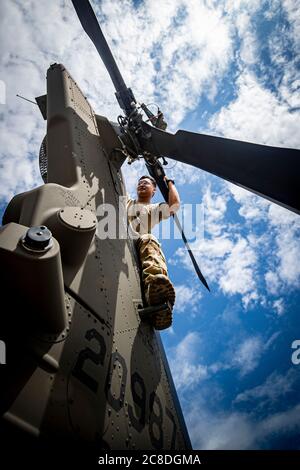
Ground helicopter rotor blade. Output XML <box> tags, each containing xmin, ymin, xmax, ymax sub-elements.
<box><xmin>141</xmin><ymin>122</ymin><xmax>300</xmax><ymax>214</ymax></box>
<box><xmin>71</xmin><ymin>0</ymin><xmax>135</xmax><ymax>115</ymax></box>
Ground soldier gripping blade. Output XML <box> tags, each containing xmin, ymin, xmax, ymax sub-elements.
<box><xmin>126</xmin><ymin>175</ymin><xmax>180</xmax><ymax>330</ymax></box>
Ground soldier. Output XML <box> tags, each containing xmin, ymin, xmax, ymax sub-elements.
<box><xmin>127</xmin><ymin>175</ymin><xmax>180</xmax><ymax>330</ymax></box>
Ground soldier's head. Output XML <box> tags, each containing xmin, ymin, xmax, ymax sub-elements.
<box><xmin>137</xmin><ymin>175</ymin><xmax>156</xmax><ymax>200</ymax></box>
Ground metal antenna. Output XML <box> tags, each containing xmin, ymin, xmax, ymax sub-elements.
<box><xmin>16</xmin><ymin>94</ymin><xmax>38</xmax><ymax>105</ymax></box>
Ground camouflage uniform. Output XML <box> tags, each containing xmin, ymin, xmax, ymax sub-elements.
<box><xmin>127</xmin><ymin>197</ymin><xmax>175</xmax><ymax>329</ymax></box>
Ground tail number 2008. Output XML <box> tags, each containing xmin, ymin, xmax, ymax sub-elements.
<box><xmin>72</xmin><ymin>328</ymin><xmax>177</xmax><ymax>449</ymax></box>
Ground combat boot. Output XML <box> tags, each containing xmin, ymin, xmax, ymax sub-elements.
<box><xmin>145</xmin><ymin>273</ymin><xmax>175</xmax><ymax>308</ymax></box>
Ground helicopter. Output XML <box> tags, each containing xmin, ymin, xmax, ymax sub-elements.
<box><xmin>0</xmin><ymin>0</ymin><xmax>299</xmax><ymax>455</ymax></box>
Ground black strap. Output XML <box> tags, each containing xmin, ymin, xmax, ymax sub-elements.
<box><xmin>173</xmin><ymin>214</ymin><xmax>210</xmax><ymax>291</ymax></box>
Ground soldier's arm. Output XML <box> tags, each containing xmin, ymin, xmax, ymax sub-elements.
<box><xmin>164</xmin><ymin>177</ymin><xmax>180</xmax><ymax>215</ymax></box>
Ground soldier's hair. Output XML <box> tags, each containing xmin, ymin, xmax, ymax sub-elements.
<box><xmin>138</xmin><ymin>175</ymin><xmax>157</xmax><ymax>187</ymax></box>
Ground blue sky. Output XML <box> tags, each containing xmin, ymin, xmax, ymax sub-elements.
<box><xmin>0</xmin><ymin>0</ymin><xmax>300</xmax><ymax>449</ymax></box>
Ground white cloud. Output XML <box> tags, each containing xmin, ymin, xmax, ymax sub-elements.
<box><xmin>173</xmin><ymin>185</ymin><xmax>261</xmax><ymax>307</ymax></box>
<box><xmin>265</xmin><ymin>204</ymin><xmax>300</xmax><ymax>291</ymax></box>
<box><xmin>173</xmin><ymin>179</ymin><xmax>299</xmax><ymax>310</ymax></box>
<box><xmin>237</xmin><ymin>17</ymin><xmax>258</xmax><ymax>66</ymax></box>
<box><xmin>186</xmin><ymin>400</ymin><xmax>300</xmax><ymax>449</ymax></box>
<box><xmin>272</xmin><ymin>298</ymin><xmax>285</xmax><ymax>316</ymax></box>
<box><xmin>258</xmin><ymin>403</ymin><xmax>300</xmax><ymax>443</ymax></box>
<box><xmin>168</xmin><ymin>332</ymin><xmax>208</xmax><ymax>390</ymax></box>
<box><xmin>171</xmin><ymin>329</ymin><xmax>279</xmax><ymax>385</ymax></box>
<box><xmin>164</xmin><ymin>161</ymin><xmax>205</xmax><ymax>187</ymax></box>
<box><xmin>219</xmin><ymin>194</ymin><xmax>300</xmax><ymax>299</ymax></box>
<box><xmin>275</xmin><ymin>227</ymin><xmax>300</xmax><ymax>287</ymax></box>
<box><xmin>209</xmin><ymin>71</ymin><xmax>300</xmax><ymax>148</ymax></box>
<box><xmin>86</xmin><ymin>0</ymin><xmax>234</xmax><ymax>131</ymax></box>
<box><xmin>203</xmin><ymin>185</ymin><xmax>229</xmax><ymax>236</ymax></box>
<box><xmin>154</xmin><ymin>0</ymin><xmax>233</xmax><ymax>126</ymax></box>
<box><xmin>265</xmin><ymin>271</ymin><xmax>281</xmax><ymax>295</ymax></box>
<box><xmin>188</xmin><ymin>407</ymin><xmax>254</xmax><ymax>449</ymax></box>
<box><xmin>232</xmin><ymin>336</ymin><xmax>263</xmax><ymax>376</ymax></box>
<box><xmin>228</xmin><ymin>331</ymin><xmax>281</xmax><ymax>377</ymax></box>
<box><xmin>203</xmin><ymin>64</ymin><xmax>300</xmax><ymax>302</ymax></box>
<box><xmin>219</xmin><ymin>237</ymin><xmax>257</xmax><ymax>297</ymax></box>
<box><xmin>282</xmin><ymin>0</ymin><xmax>300</xmax><ymax>54</ymax></box>
<box><xmin>268</xmin><ymin>203</ymin><xmax>300</xmax><ymax>227</ymax></box>
<box><xmin>265</xmin><ymin>0</ymin><xmax>300</xmax><ymax>112</ymax></box>
<box><xmin>226</xmin><ymin>182</ymin><xmax>270</xmax><ymax>223</ymax></box>
<box><xmin>235</xmin><ymin>368</ymin><xmax>299</xmax><ymax>405</ymax></box>
<box><xmin>265</xmin><ymin>331</ymin><xmax>281</xmax><ymax>351</ymax></box>
<box><xmin>173</xmin><ymin>284</ymin><xmax>202</xmax><ymax>315</ymax></box>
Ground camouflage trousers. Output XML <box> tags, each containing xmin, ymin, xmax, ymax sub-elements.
<box><xmin>136</xmin><ymin>233</ymin><xmax>168</xmax><ymax>287</ymax></box>
<box><xmin>136</xmin><ymin>234</ymin><xmax>175</xmax><ymax>329</ymax></box>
